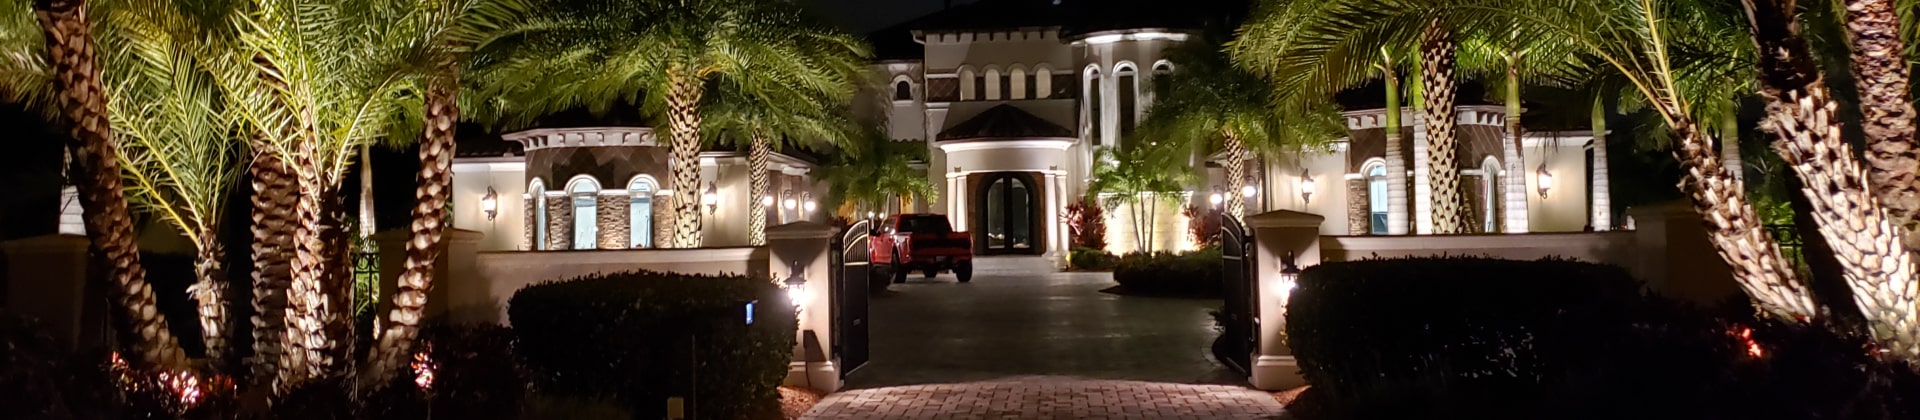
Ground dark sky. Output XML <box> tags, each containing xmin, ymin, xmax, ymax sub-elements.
<box><xmin>800</xmin><ymin>0</ymin><xmax>980</xmax><ymax>34</ymax></box>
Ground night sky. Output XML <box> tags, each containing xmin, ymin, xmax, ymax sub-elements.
<box><xmin>801</xmin><ymin>0</ymin><xmax>979</xmax><ymax>34</ymax></box>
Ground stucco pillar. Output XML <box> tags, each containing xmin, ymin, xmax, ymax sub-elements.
<box><xmin>947</xmin><ymin>172</ymin><xmax>962</xmax><ymax>228</ymax></box>
<box><xmin>597</xmin><ymin>192</ymin><xmax>630</xmax><ymax>249</ymax></box>
<box><xmin>374</xmin><ymin>229</ymin><xmax>486</xmax><ymax>323</ymax></box>
<box><xmin>3</xmin><ymin>234</ymin><xmax>104</xmax><ymax>351</ymax></box>
<box><xmin>1054</xmin><ymin>172</ymin><xmax>1070</xmax><ymax>256</ymax></box>
<box><xmin>1629</xmin><ymin>201</ymin><xmax>1738</xmax><ymax>304</ymax></box>
<box><xmin>952</xmin><ymin>171</ymin><xmax>968</xmax><ymax>231</ymax></box>
<box><xmin>1044</xmin><ymin>169</ymin><xmax>1062</xmax><ymax>259</ymax></box>
<box><xmin>1244</xmin><ymin>210</ymin><xmax>1324</xmax><ymax>391</ymax></box>
<box><xmin>546</xmin><ymin>194</ymin><xmax>571</xmax><ymax>250</ymax></box>
<box><xmin>767</xmin><ymin>222</ymin><xmax>839</xmax><ymax>393</ymax></box>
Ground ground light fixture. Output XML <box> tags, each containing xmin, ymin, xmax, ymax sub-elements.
<box><xmin>1535</xmin><ymin>163</ymin><xmax>1554</xmax><ymax>198</ymax></box>
<box><xmin>702</xmin><ymin>181</ymin><xmax>719</xmax><ymax>214</ymax></box>
<box><xmin>1298</xmin><ymin>169</ymin><xmax>1315</xmax><ymax>204</ymax></box>
<box><xmin>480</xmin><ymin>186</ymin><xmax>498</xmax><ymax>221</ymax></box>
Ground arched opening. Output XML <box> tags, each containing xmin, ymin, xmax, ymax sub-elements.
<box><xmin>1115</xmin><ymin>63</ymin><xmax>1139</xmax><ymax>145</ymax></box>
<box><xmin>529</xmin><ymin>179</ymin><xmax>547</xmax><ymax>250</ymax></box>
<box><xmin>628</xmin><ymin>176</ymin><xmax>656</xmax><ymax>248</ymax></box>
<box><xmin>1152</xmin><ymin>61</ymin><xmax>1174</xmax><ymax>99</ymax></box>
<box><xmin>1010</xmin><ymin>67</ymin><xmax>1028</xmax><ymax>100</ymax></box>
<box><xmin>1366</xmin><ymin>161</ymin><xmax>1389</xmax><ymax>235</ymax></box>
<box><xmin>959</xmin><ymin>67</ymin><xmax>976</xmax><ymax>101</ymax></box>
<box><xmin>1085</xmin><ymin>66</ymin><xmax>1103</xmax><ymax>145</ymax></box>
<box><xmin>984</xmin><ymin>68</ymin><xmax>1002</xmax><ymax>100</ymax></box>
<box><xmin>1035</xmin><ymin>66</ymin><xmax>1053</xmax><ymax>98</ymax></box>
<box><xmin>893</xmin><ymin>80</ymin><xmax>912</xmax><ymax>101</ymax></box>
<box><xmin>975</xmin><ymin>172</ymin><xmax>1040</xmax><ymax>255</ymax></box>
<box><xmin>568</xmin><ymin>176</ymin><xmax>599</xmax><ymax>250</ymax></box>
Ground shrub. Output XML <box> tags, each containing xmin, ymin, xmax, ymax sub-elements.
<box><xmin>509</xmin><ymin>270</ymin><xmax>796</xmax><ymax>419</ymax></box>
<box><xmin>420</xmin><ymin>324</ymin><xmax>524</xmax><ymax>419</ymax></box>
<box><xmin>1111</xmin><ymin>247</ymin><xmax>1222</xmax><ymax>297</ymax></box>
<box><xmin>1068</xmin><ymin>247</ymin><xmax>1119</xmax><ymax>271</ymax></box>
<box><xmin>1065</xmin><ymin>198</ymin><xmax>1107</xmax><ymax>251</ymax></box>
<box><xmin>1284</xmin><ymin>257</ymin><xmax>1920</xmax><ymax>419</ymax></box>
<box><xmin>1183</xmin><ymin>205</ymin><xmax>1221</xmax><ymax>248</ymax></box>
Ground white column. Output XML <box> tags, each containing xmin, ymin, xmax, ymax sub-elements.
<box><xmin>952</xmin><ymin>171</ymin><xmax>968</xmax><ymax>231</ymax></box>
<box><xmin>1412</xmin><ymin>131</ymin><xmax>1433</xmax><ymax>234</ymax></box>
<box><xmin>1044</xmin><ymin>171</ymin><xmax>1062</xmax><ymax>256</ymax></box>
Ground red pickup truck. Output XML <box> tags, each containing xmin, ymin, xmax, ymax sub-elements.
<box><xmin>871</xmin><ymin>214</ymin><xmax>974</xmax><ymax>283</ymax></box>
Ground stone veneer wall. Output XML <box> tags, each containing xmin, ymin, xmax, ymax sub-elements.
<box><xmin>523</xmin><ymin>199</ymin><xmax>535</xmax><ymax>250</ymax></box>
<box><xmin>652</xmin><ymin>194</ymin><xmax>675</xmax><ymax>249</ymax></box>
<box><xmin>1346</xmin><ymin>178</ymin><xmax>1369</xmax><ymax>235</ymax></box>
<box><xmin>546</xmin><ymin>195</ymin><xmax>572</xmax><ymax>250</ymax></box>
<box><xmin>598</xmin><ymin>193</ymin><xmax>630</xmax><ymax>249</ymax></box>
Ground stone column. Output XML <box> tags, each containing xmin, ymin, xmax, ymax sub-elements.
<box><xmin>3</xmin><ymin>235</ymin><xmax>103</xmax><ymax>351</ymax></box>
<box><xmin>1630</xmin><ymin>201</ymin><xmax>1738</xmax><ymax>304</ymax></box>
<box><xmin>768</xmin><ymin>222</ymin><xmax>839</xmax><ymax>393</ymax></box>
<box><xmin>597</xmin><ymin>192</ymin><xmax>630</xmax><ymax>249</ymax></box>
<box><xmin>653</xmin><ymin>193</ymin><xmax>676</xmax><ymax>249</ymax></box>
<box><xmin>1244</xmin><ymin>210</ymin><xmax>1324</xmax><ymax>391</ymax></box>
<box><xmin>546</xmin><ymin>194</ymin><xmax>571</xmax><ymax>250</ymax></box>
<box><xmin>1346</xmin><ymin>177</ymin><xmax>1369</xmax><ymax>235</ymax></box>
<box><xmin>522</xmin><ymin>196</ymin><xmax>535</xmax><ymax>250</ymax></box>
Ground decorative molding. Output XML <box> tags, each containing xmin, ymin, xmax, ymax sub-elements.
<box><xmin>502</xmin><ymin>127</ymin><xmax>659</xmax><ymax>151</ymax></box>
<box><xmin>935</xmin><ymin>138</ymin><xmax>1076</xmax><ymax>153</ymax></box>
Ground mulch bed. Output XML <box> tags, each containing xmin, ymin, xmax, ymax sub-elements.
<box><xmin>779</xmin><ymin>386</ymin><xmax>822</xmax><ymax>419</ymax></box>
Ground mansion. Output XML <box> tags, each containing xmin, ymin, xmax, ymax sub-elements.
<box><xmin>446</xmin><ymin>0</ymin><xmax>1633</xmax><ymax>259</ymax></box>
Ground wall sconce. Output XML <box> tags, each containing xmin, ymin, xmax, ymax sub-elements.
<box><xmin>782</xmin><ymin>260</ymin><xmax>809</xmax><ymax>313</ymax></box>
<box><xmin>1277</xmin><ymin>251</ymin><xmax>1300</xmax><ymax>299</ymax></box>
<box><xmin>702</xmin><ymin>182</ymin><xmax>719</xmax><ymax>214</ymax></box>
<box><xmin>1535</xmin><ymin>163</ymin><xmax>1553</xmax><ymax>198</ymax></box>
<box><xmin>1208</xmin><ymin>185</ymin><xmax>1224</xmax><ymax>208</ymax></box>
<box><xmin>782</xmin><ymin>190</ymin><xmax>799</xmax><ymax>210</ymax></box>
<box><xmin>480</xmin><ymin>187</ymin><xmax>499</xmax><ymax>221</ymax></box>
<box><xmin>1298</xmin><ymin>169</ymin><xmax>1316</xmax><ymax>204</ymax></box>
<box><xmin>1241</xmin><ymin>182</ymin><xmax>1257</xmax><ymax>198</ymax></box>
<box><xmin>801</xmin><ymin>192</ymin><xmax>817</xmax><ymax>215</ymax></box>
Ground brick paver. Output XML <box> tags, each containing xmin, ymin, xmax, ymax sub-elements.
<box><xmin>802</xmin><ymin>376</ymin><xmax>1286</xmax><ymax>419</ymax></box>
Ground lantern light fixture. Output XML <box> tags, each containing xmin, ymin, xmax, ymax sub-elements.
<box><xmin>480</xmin><ymin>187</ymin><xmax>499</xmax><ymax>221</ymax></box>
<box><xmin>801</xmin><ymin>192</ymin><xmax>817</xmax><ymax>214</ymax></box>
<box><xmin>1535</xmin><ymin>163</ymin><xmax>1554</xmax><ymax>198</ymax></box>
<box><xmin>782</xmin><ymin>190</ymin><xmax>798</xmax><ymax>210</ymax></box>
<box><xmin>782</xmin><ymin>260</ymin><xmax>809</xmax><ymax>312</ymax></box>
<box><xmin>1277</xmin><ymin>251</ymin><xmax>1301</xmax><ymax>298</ymax></box>
<box><xmin>1241</xmin><ymin>184</ymin><xmax>1257</xmax><ymax>198</ymax></box>
<box><xmin>1299</xmin><ymin>169</ymin><xmax>1316</xmax><ymax>204</ymax></box>
<box><xmin>701</xmin><ymin>182</ymin><xmax>719</xmax><ymax>214</ymax></box>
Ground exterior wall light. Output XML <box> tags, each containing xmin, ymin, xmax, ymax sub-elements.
<box><xmin>480</xmin><ymin>186</ymin><xmax>499</xmax><ymax>221</ymax></box>
<box><xmin>762</xmin><ymin>195</ymin><xmax>775</xmax><ymax>207</ymax></box>
<box><xmin>1241</xmin><ymin>183</ymin><xmax>1257</xmax><ymax>198</ymax></box>
<box><xmin>1535</xmin><ymin>163</ymin><xmax>1553</xmax><ymax>198</ymax></box>
<box><xmin>782</xmin><ymin>190</ymin><xmax>799</xmax><ymax>210</ymax></box>
<box><xmin>702</xmin><ymin>181</ymin><xmax>719</xmax><ymax>214</ymax></box>
<box><xmin>801</xmin><ymin>192</ymin><xmax>817</xmax><ymax>215</ymax></box>
<box><xmin>1298</xmin><ymin>169</ymin><xmax>1315</xmax><ymax>204</ymax></box>
<box><xmin>1277</xmin><ymin>251</ymin><xmax>1300</xmax><ymax>299</ymax></box>
<box><xmin>782</xmin><ymin>260</ymin><xmax>809</xmax><ymax>313</ymax></box>
<box><xmin>1208</xmin><ymin>186</ymin><xmax>1224</xmax><ymax>208</ymax></box>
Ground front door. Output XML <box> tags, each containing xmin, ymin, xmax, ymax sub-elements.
<box><xmin>976</xmin><ymin>172</ymin><xmax>1038</xmax><ymax>255</ymax></box>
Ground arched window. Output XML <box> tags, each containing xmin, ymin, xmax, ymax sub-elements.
<box><xmin>1085</xmin><ymin>66</ymin><xmax>1102</xmax><ymax>145</ymax></box>
<box><xmin>1481</xmin><ymin>158</ymin><xmax>1500</xmax><ymax>233</ymax></box>
<box><xmin>628</xmin><ymin>176</ymin><xmax>656</xmax><ymax>248</ymax></box>
<box><xmin>959</xmin><ymin>67</ymin><xmax>976</xmax><ymax>101</ymax></box>
<box><xmin>568</xmin><ymin>176</ymin><xmax>599</xmax><ymax>250</ymax></box>
<box><xmin>529</xmin><ymin>179</ymin><xmax>547</xmax><ymax>250</ymax></box>
<box><xmin>893</xmin><ymin>80</ymin><xmax>912</xmax><ymax>101</ymax></box>
<box><xmin>1366</xmin><ymin>161</ymin><xmax>1389</xmax><ymax>234</ymax></box>
<box><xmin>1115</xmin><ymin>63</ymin><xmax>1139</xmax><ymax>146</ymax></box>
<box><xmin>984</xmin><ymin>68</ymin><xmax>1002</xmax><ymax>100</ymax></box>
<box><xmin>1152</xmin><ymin>61</ymin><xmax>1174</xmax><ymax>99</ymax></box>
<box><xmin>1035</xmin><ymin>66</ymin><xmax>1053</xmax><ymax>98</ymax></box>
<box><xmin>1009</xmin><ymin>67</ymin><xmax>1028</xmax><ymax>100</ymax></box>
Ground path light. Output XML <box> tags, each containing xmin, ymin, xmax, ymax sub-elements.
<box><xmin>1298</xmin><ymin>169</ymin><xmax>1315</xmax><ymax>204</ymax></box>
<box><xmin>782</xmin><ymin>260</ymin><xmax>809</xmax><ymax>313</ymax></box>
<box><xmin>480</xmin><ymin>187</ymin><xmax>498</xmax><ymax>221</ymax></box>
<box><xmin>702</xmin><ymin>182</ymin><xmax>719</xmax><ymax>214</ymax></box>
<box><xmin>1535</xmin><ymin>163</ymin><xmax>1553</xmax><ymax>198</ymax></box>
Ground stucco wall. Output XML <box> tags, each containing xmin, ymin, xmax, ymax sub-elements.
<box><xmin>1102</xmin><ymin>192</ymin><xmax>1195</xmax><ymax>254</ymax></box>
<box><xmin>451</xmin><ymin>159</ymin><xmax>528</xmax><ymax>251</ymax></box>
<box><xmin>1526</xmin><ymin>136</ymin><xmax>1592</xmax><ymax>232</ymax></box>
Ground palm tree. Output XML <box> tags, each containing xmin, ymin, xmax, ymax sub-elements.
<box><xmin>1144</xmin><ymin>35</ymin><xmax>1340</xmax><ymax>223</ymax></box>
<box><xmin>475</xmin><ymin>0</ymin><xmax>866</xmax><ymax>248</ymax></box>
<box><xmin>819</xmin><ymin>126</ymin><xmax>936</xmax><ymax>217</ymax></box>
<box><xmin>703</xmin><ymin>80</ymin><xmax>862</xmax><ymax>246</ymax></box>
<box><xmin>1089</xmin><ymin>142</ymin><xmax>1191</xmax><ymax>253</ymax></box>
<box><xmin>1837</xmin><ymin>0</ymin><xmax>1920</xmax><ymax>250</ymax></box>
<box><xmin>8</xmin><ymin>0</ymin><xmax>190</xmax><ymax>371</ymax></box>
<box><xmin>1738</xmin><ymin>0</ymin><xmax>1920</xmax><ymax>358</ymax></box>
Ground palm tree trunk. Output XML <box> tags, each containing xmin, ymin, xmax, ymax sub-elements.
<box><xmin>1744</xmin><ymin>0</ymin><xmax>1920</xmax><ymax>359</ymax></box>
<box><xmin>1667</xmin><ymin>112</ymin><xmax>1820</xmax><ymax>322</ymax></box>
<box><xmin>666</xmin><ymin>70</ymin><xmax>705</xmax><ymax>248</ymax></box>
<box><xmin>748</xmin><ymin>131</ymin><xmax>770</xmax><ymax>246</ymax></box>
<box><xmin>1223</xmin><ymin>129</ymin><xmax>1248</xmax><ymax>223</ymax></box>
<box><xmin>359</xmin><ymin>144</ymin><xmax>376</xmax><ymax>240</ymax></box>
<box><xmin>365</xmin><ymin>70</ymin><xmax>457</xmax><ymax>386</ymax></box>
<box><xmin>1841</xmin><ymin>0</ymin><xmax>1920</xmax><ymax>250</ymax></box>
<box><xmin>1589</xmin><ymin>96</ymin><xmax>1611</xmax><ymax>230</ymax></box>
<box><xmin>1383</xmin><ymin>64</ymin><xmax>1408</xmax><ymax>235</ymax></box>
<box><xmin>281</xmin><ymin>146</ymin><xmax>347</xmax><ymax>385</ymax></box>
<box><xmin>189</xmin><ymin>229</ymin><xmax>229</xmax><ymax>369</ymax></box>
<box><xmin>1419</xmin><ymin>19</ymin><xmax>1464</xmax><ymax>235</ymax></box>
<box><xmin>247</xmin><ymin>148</ymin><xmax>294</xmax><ymax>383</ymax></box>
<box><xmin>34</xmin><ymin>0</ymin><xmax>187</xmax><ymax>372</ymax></box>
<box><xmin>1501</xmin><ymin>57</ymin><xmax>1529</xmax><ymax>234</ymax></box>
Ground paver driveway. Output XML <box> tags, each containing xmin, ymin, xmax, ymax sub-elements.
<box><xmin>802</xmin><ymin>257</ymin><xmax>1285</xmax><ymax>419</ymax></box>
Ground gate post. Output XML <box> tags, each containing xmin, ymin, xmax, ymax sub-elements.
<box><xmin>767</xmin><ymin>222</ymin><xmax>839</xmax><ymax>393</ymax></box>
<box><xmin>1244</xmin><ymin>210</ymin><xmax>1324</xmax><ymax>390</ymax></box>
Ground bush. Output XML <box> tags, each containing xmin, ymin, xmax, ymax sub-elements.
<box><xmin>1111</xmin><ymin>247</ymin><xmax>1221</xmax><ymax>297</ymax></box>
<box><xmin>420</xmin><ymin>324</ymin><xmax>524</xmax><ymax>419</ymax></box>
<box><xmin>1068</xmin><ymin>247</ymin><xmax>1119</xmax><ymax>271</ymax></box>
<box><xmin>509</xmin><ymin>270</ymin><xmax>796</xmax><ymax>419</ymax></box>
<box><xmin>1285</xmin><ymin>257</ymin><xmax>1920</xmax><ymax>420</ymax></box>
<box><xmin>1065</xmin><ymin>198</ymin><xmax>1107</xmax><ymax>251</ymax></box>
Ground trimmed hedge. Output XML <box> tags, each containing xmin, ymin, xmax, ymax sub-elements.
<box><xmin>1285</xmin><ymin>257</ymin><xmax>1920</xmax><ymax>419</ymax></box>
<box><xmin>1068</xmin><ymin>247</ymin><xmax>1118</xmax><ymax>271</ymax></box>
<box><xmin>509</xmin><ymin>270</ymin><xmax>796</xmax><ymax>419</ymax></box>
<box><xmin>1111</xmin><ymin>247</ymin><xmax>1222</xmax><ymax>297</ymax></box>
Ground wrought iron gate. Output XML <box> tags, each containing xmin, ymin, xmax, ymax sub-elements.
<box><xmin>830</xmin><ymin>220</ymin><xmax>872</xmax><ymax>377</ymax></box>
<box><xmin>1218</xmin><ymin>216</ymin><xmax>1258</xmax><ymax>375</ymax></box>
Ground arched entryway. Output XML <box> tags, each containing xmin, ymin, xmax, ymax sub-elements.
<box><xmin>975</xmin><ymin>172</ymin><xmax>1041</xmax><ymax>255</ymax></box>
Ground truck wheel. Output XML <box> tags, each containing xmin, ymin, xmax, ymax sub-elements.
<box><xmin>955</xmin><ymin>263</ymin><xmax>973</xmax><ymax>283</ymax></box>
<box><xmin>890</xmin><ymin>253</ymin><xmax>908</xmax><ymax>284</ymax></box>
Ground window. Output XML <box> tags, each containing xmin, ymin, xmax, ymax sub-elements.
<box><xmin>1086</xmin><ymin>67</ymin><xmax>1102</xmax><ymax>145</ymax></box>
<box><xmin>569</xmin><ymin>177</ymin><xmax>599</xmax><ymax>250</ymax></box>
<box><xmin>985</xmin><ymin>68</ymin><xmax>1001</xmax><ymax>100</ymax></box>
<box><xmin>1035</xmin><ymin>67</ymin><xmax>1052</xmax><ymax>98</ymax></box>
<box><xmin>1116</xmin><ymin>64</ymin><xmax>1138</xmax><ymax>145</ymax></box>
<box><xmin>1482</xmin><ymin>158</ymin><xmax>1499</xmax><ymax>233</ymax></box>
<box><xmin>893</xmin><ymin>80</ymin><xmax>912</xmax><ymax>101</ymax></box>
<box><xmin>1010</xmin><ymin>68</ymin><xmax>1027</xmax><ymax>100</ymax></box>
<box><xmin>530</xmin><ymin>179</ymin><xmax>547</xmax><ymax>250</ymax></box>
<box><xmin>1367</xmin><ymin>163</ymin><xmax>1388</xmax><ymax>234</ymax></box>
<box><xmin>629</xmin><ymin>177</ymin><xmax>655</xmax><ymax>248</ymax></box>
<box><xmin>959</xmin><ymin>68</ymin><xmax>976</xmax><ymax>100</ymax></box>
<box><xmin>1152</xmin><ymin>62</ymin><xmax>1174</xmax><ymax>99</ymax></box>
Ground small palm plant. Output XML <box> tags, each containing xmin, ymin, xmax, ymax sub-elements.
<box><xmin>1088</xmin><ymin>143</ymin><xmax>1191</xmax><ymax>254</ymax></box>
<box><xmin>820</xmin><ymin>127</ymin><xmax>935</xmax><ymax>218</ymax></box>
